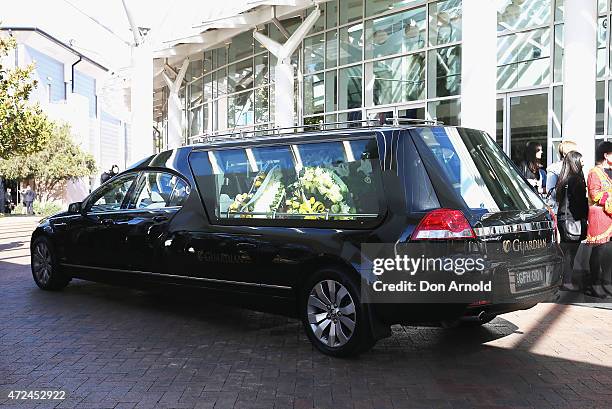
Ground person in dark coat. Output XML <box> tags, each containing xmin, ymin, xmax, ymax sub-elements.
<box><xmin>0</xmin><ymin>182</ymin><xmax>5</xmax><ymax>215</ymax></box>
<box><xmin>100</xmin><ymin>164</ymin><xmax>120</xmax><ymax>185</ymax></box>
<box><xmin>519</xmin><ymin>141</ymin><xmax>546</xmax><ymax>196</ymax></box>
<box><xmin>555</xmin><ymin>151</ymin><xmax>588</xmax><ymax>291</ymax></box>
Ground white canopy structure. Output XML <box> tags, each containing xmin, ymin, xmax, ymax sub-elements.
<box><xmin>150</xmin><ymin>0</ymin><xmax>327</xmax><ymax>148</ymax></box>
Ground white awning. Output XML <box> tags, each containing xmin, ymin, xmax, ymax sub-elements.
<box><xmin>152</xmin><ymin>0</ymin><xmax>325</xmax><ymax>62</ymax></box>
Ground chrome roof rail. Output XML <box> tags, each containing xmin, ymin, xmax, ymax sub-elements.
<box><xmin>385</xmin><ymin>117</ymin><xmax>444</xmax><ymax>126</ymax></box>
<box><xmin>187</xmin><ymin>119</ymin><xmax>381</xmax><ymax>145</ymax></box>
<box><xmin>185</xmin><ymin>117</ymin><xmax>442</xmax><ymax>146</ymax></box>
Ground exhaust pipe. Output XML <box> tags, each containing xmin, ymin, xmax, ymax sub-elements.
<box><xmin>460</xmin><ymin>310</ymin><xmax>487</xmax><ymax>323</ymax></box>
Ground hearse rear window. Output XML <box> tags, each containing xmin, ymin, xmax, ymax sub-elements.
<box><xmin>189</xmin><ymin>137</ymin><xmax>384</xmax><ymax>224</ymax></box>
<box><xmin>413</xmin><ymin>127</ymin><xmax>544</xmax><ymax>212</ymax></box>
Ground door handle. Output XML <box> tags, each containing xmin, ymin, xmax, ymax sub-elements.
<box><xmin>153</xmin><ymin>215</ymin><xmax>168</xmax><ymax>222</ymax></box>
<box><xmin>101</xmin><ymin>218</ymin><xmax>115</xmax><ymax>226</ymax></box>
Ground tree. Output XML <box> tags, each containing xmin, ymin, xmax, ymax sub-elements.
<box><xmin>0</xmin><ymin>31</ymin><xmax>53</xmax><ymax>159</ymax></box>
<box><xmin>0</xmin><ymin>123</ymin><xmax>97</xmax><ymax>202</ymax></box>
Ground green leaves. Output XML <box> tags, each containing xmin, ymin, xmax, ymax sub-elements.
<box><xmin>0</xmin><ymin>123</ymin><xmax>97</xmax><ymax>200</ymax></box>
<box><xmin>0</xmin><ymin>30</ymin><xmax>52</xmax><ymax>159</ymax></box>
<box><xmin>0</xmin><ymin>27</ymin><xmax>94</xmax><ymax>201</ymax></box>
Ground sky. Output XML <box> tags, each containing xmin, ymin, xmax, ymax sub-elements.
<box><xmin>1</xmin><ymin>0</ymin><xmax>175</xmax><ymax>69</ymax></box>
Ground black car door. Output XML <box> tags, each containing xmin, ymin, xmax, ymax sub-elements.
<box><xmin>184</xmin><ymin>137</ymin><xmax>384</xmax><ymax>292</ymax></box>
<box><xmin>66</xmin><ymin>173</ymin><xmax>139</xmax><ymax>269</ymax></box>
<box><xmin>121</xmin><ymin>170</ymin><xmax>191</xmax><ymax>273</ymax></box>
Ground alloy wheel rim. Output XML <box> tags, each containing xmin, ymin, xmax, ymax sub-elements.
<box><xmin>307</xmin><ymin>279</ymin><xmax>356</xmax><ymax>348</ymax></box>
<box><xmin>32</xmin><ymin>242</ymin><xmax>52</xmax><ymax>285</ymax></box>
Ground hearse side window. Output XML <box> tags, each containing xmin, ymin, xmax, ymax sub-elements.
<box><xmin>129</xmin><ymin>172</ymin><xmax>190</xmax><ymax>209</ymax></box>
<box><xmin>189</xmin><ymin>137</ymin><xmax>384</xmax><ymax>223</ymax></box>
<box><xmin>88</xmin><ymin>174</ymin><xmax>137</xmax><ymax>213</ymax></box>
<box><xmin>298</xmin><ymin>142</ymin><xmax>345</xmax><ymax>166</ymax></box>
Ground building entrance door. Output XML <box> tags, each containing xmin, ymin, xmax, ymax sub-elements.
<box><xmin>499</xmin><ymin>90</ymin><xmax>549</xmax><ymax>169</ymax></box>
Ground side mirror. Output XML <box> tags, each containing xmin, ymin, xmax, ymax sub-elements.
<box><xmin>68</xmin><ymin>202</ymin><xmax>82</xmax><ymax>214</ymax></box>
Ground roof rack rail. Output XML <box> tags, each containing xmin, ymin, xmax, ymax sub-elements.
<box><xmin>186</xmin><ymin>117</ymin><xmax>442</xmax><ymax>145</ymax></box>
<box><xmin>385</xmin><ymin>117</ymin><xmax>443</xmax><ymax>126</ymax></box>
<box><xmin>187</xmin><ymin>118</ymin><xmax>381</xmax><ymax>144</ymax></box>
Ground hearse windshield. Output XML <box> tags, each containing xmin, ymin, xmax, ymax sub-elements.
<box><xmin>188</xmin><ymin>136</ymin><xmax>385</xmax><ymax>225</ymax></box>
<box><xmin>413</xmin><ymin>127</ymin><xmax>545</xmax><ymax>212</ymax></box>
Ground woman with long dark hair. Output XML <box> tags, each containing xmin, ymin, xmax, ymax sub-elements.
<box><xmin>520</xmin><ymin>141</ymin><xmax>546</xmax><ymax>195</ymax></box>
<box><xmin>555</xmin><ymin>151</ymin><xmax>588</xmax><ymax>291</ymax></box>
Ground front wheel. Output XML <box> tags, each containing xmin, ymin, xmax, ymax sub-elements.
<box><xmin>301</xmin><ymin>268</ymin><xmax>375</xmax><ymax>357</ymax></box>
<box><xmin>31</xmin><ymin>236</ymin><xmax>69</xmax><ymax>291</ymax></box>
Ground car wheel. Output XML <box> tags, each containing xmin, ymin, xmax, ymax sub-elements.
<box><xmin>31</xmin><ymin>236</ymin><xmax>69</xmax><ymax>291</ymax></box>
<box><xmin>301</xmin><ymin>268</ymin><xmax>375</xmax><ymax>357</ymax></box>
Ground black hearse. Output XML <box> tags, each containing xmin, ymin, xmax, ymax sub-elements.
<box><xmin>30</xmin><ymin>121</ymin><xmax>563</xmax><ymax>356</ymax></box>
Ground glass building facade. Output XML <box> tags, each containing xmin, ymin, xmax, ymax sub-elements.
<box><xmin>153</xmin><ymin>0</ymin><xmax>610</xmax><ymax>168</ymax></box>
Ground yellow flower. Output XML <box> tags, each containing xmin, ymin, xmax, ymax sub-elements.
<box><xmin>312</xmin><ymin>202</ymin><xmax>325</xmax><ymax>212</ymax></box>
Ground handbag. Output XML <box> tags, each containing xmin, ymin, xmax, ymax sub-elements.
<box><xmin>560</xmin><ymin>184</ymin><xmax>582</xmax><ymax>242</ymax></box>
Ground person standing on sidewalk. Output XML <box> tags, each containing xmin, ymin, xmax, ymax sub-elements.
<box><xmin>22</xmin><ymin>185</ymin><xmax>36</xmax><ymax>216</ymax></box>
<box><xmin>586</xmin><ymin>141</ymin><xmax>612</xmax><ymax>298</ymax></box>
<box><xmin>546</xmin><ymin>140</ymin><xmax>578</xmax><ymax>211</ymax></box>
<box><xmin>0</xmin><ymin>184</ymin><xmax>5</xmax><ymax>215</ymax></box>
<box><xmin>519</xmin><ymin>141</ymin><xmax>546</xmax><ymax>196</ymax></box>
<box><xmin>555</xmin><ymin>151</ymin><xmax>588</xmax><ymax>291</ymax></box>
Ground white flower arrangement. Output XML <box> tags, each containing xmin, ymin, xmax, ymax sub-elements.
<box><xmin>301</xmin><ymin>167</ymin><xmax>349</xmax><ymax>205</ymax></box>
<box><xmin>227</xmin><ymin>165</ymin><xmax>356</xmax><ymax>220</ymax></box>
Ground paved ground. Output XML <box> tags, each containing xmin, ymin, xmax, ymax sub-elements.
<box><xmin>1</xmin><ymin>216</ymin><xmax>612</xmax><ymax>409</ymax></box>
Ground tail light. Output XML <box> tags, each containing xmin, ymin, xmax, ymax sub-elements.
<box><xmin>412</xmin><ymin>208</ymin><xmax>476</xmax><ymax>240</ymax></box>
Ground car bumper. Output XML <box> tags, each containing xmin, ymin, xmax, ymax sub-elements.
<box><xmin>371</xmin><ymin>284</ymin><xmax>561</xmax><ymax>325</ymax></box>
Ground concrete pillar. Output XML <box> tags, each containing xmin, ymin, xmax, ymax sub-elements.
<box><xmin>253</xmin><ymin>7</ymin><xmax>321</xmax><ymax>129</ymax></box>
<box><xmin>460</xmin><ymin>0</ymin><xmax>497</xmax><ymax>138</ymax></box>
<box><xmin>167</xmin><ymin>92</ymin><xmax>183</xmax><ymax>148</ymax></box>
<box><xmin>563</xmin><ymin>0</ymin><xmax>598</xmax><ymax>168</ymax></box>
<box><xmin>163</xmin><ymin>59</ymin><xmax>189</xmax><ymax>149</ymax></box>
<box><xmin>130</xmin><ymin>42</ymin><xmax>154</xmax><ymax>160</ymax></box>
<box><xmin>275</xmin><ymin>62</ymin><xmax>295</xmax><ymax>129</ymax></box>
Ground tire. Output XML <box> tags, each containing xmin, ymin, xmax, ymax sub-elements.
<box><xmin>300</xmin><ymin>268</ymin><xmax>375</xmax><ymax>357</ymax></box>
<box><xmin>31</xmin><ymin>236</ymin><xmax>69</xmax><ymax>291</ymax></box>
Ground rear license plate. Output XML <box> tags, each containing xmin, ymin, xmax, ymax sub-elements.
<box><xmin>512</xmin><ymin>267</ymin><xmax>545</xmax><ymax>292</ymax></box>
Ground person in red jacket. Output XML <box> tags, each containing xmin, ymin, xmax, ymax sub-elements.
<box><xmin>586</xmin><ymin>141</ymin><xmax>612</xmax><ymax>298</ymax></box>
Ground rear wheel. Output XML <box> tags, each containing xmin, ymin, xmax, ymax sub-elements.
<box><xmin>301</xmin><ymin>268</ymin><xmax>375</xmax><ymax>357</ymax></box>
<box><xmin>31</xmin><ymin>236</ymin><xmax>69</xmax><ymax>291</ymax></box>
